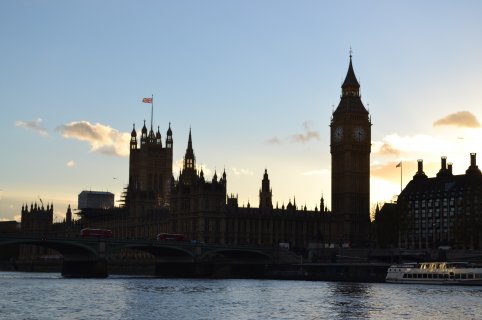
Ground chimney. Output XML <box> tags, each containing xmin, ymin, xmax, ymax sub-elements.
<box><xmin>414</xmin><ymin>159</ymin><xmax>427</xmax><ymax>179</ymax></box>
<box><xmin>417</xmin><ymin>159</ymin><xmax>424</xmax><ymax>174</ymax></box>
<box><xmin>441</xmin><ymin>156</ymin><xmax>447</xmax><ymax>170</ymax></box>
<box><xmin>448</xmin><ymin>163</ymin><xmax>453</xmax><ymax>175</ymax></box>
<box><xmin>437</xmin><ymin>156</ymin><xmax>450</xmax><ymax>177</ymax></box>
<box><xmin>466</xmin><ymin>153</ymin><xmax>481</xmax><ymax>175</ymax></box>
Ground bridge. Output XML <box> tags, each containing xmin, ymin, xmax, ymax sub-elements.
<box><xmin>0</xmin><ymin>235</ymin><xmax>282</xmax><ymax>277</ymax></box>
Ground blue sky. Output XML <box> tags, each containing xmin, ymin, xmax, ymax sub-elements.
<box><xmin>1</xmin><ymin>1</ymin><xmax>482</xmax><ymax>221</ymax></box>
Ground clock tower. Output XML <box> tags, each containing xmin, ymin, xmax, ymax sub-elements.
<box><xmin>330</xmin><ymin>54</ymin><xmax>371</xmax><ymax>246</ymax></box>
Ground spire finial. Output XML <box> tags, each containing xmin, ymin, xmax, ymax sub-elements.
<box><xmin>349</xmin><ymin>46</ymin><xmax>353</xmax><ymax>59</ymax></box>
<box><xmin>188</xmin><ymin>127</ymin><xmax>192</xmax><ymax>149</ymax></box>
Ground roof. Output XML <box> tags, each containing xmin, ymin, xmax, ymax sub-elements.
<box><xmin>399</xmin><ymin>171</ymin><xmax>482</xmax><ymax>199</ymax></box>
<box><xmin>342</xmin><ymin>57</ymin><xmax>360</xmax><ymax>89</ymax></box>
<box><xmin>79</xmin><ymin>191</ymin><xmax>114</xmax><ymax>196</ymax></box>
<box><xmin>333</xmin><ymin>56</ymin><xmax>368</xmax><ymax>116</ymax></box>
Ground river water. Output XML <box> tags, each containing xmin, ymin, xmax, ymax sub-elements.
<box><xmin>1</xmin><ymin>272</ymin><xmax>481</xmax><ymax>320</ymax></box>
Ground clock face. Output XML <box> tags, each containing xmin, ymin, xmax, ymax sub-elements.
<box><xmin>334</xmin><ymin>126</ymin><xmax>343</xmax><ymax>142</ymax></box>
<box><xmin>353</xmin><ymin>126</ymin><xmax>366</xmax><ymax>142</ymax></box>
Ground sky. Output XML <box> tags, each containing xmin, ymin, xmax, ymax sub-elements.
<box><xmin>1</xmin><ymin>1</ymin><xmax>482</xmax><ymax>222</ymax></box>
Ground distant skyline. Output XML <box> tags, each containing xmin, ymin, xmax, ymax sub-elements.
<box><xmin>1</xmin><ymin>1</ymin><xmax>481</xmax><ymax>221</ymax></box>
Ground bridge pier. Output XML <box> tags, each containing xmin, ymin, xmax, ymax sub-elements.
<box><xmin>61</xmin><ymin>259</ymin><xmax>108</xmax><ymax>278</ymax></box>
<box><xmin>155</xmin><ymin>261</ymin><xmax>197</xmax><ymax>277</ymax></box>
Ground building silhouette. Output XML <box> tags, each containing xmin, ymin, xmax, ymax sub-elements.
<box><xmin>77</xmin><ymin>55</ymin><xmax>369</xmax><ymax>249</ymax></box>
<box><xmin>127</xmin><ymin>121</ymin><xmax>173</xmax><ymax>214</ymax></box>
<box><xmin>19</xmin><ymin>202</ymin><xmax>53</xmax><ymax>259</ymax></box>
<box><xmin>396</xmin><ymin>154</ymin><xmax>482</xmax><ymax>249</ymax></box>
<box><xmin>330</xmin><ymin>54</ymin><xmax>371</xmax><ymax>246</ymax></box>
<box><xmin>17</xmin><ymin>55</ymin><xmax>373</xmax><ymax>250</ymax></box>
<box><xmin>169</xmin><ymin>129</ymin><xmax>228</xmax><ymax>243</ymax></box>
<box><xmin>78</xmin><ymin>191</ymin><xmax>114</xmax><ymax>210</ymax></box>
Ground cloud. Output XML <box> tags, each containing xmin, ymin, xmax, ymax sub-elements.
<box><xmin>301</xmin><ymin>169</ymin><xmax>330</xmax><ymax>176</ymax></box>
<box><xmin>372</xmin><ymin>133</ymin><xmax>452</xmax><ymax>158</ymax></box>
<box><xmin>56</xmin><ymin>121</ymin><xmax>130</xmax><ymax>157</ymax></box>
<box><xmin>371</xmin><ymin>161</ymin><xmax>417</xmax><ymax>180</ymax></box>
<box><xmin>433</xmin><ymin>111</ymin><xmax>481</xmax><ymax>128</ymax></box>
<box><xmin>374</xmin><ymin>142</ymin><xmax>400</xmax><ymax>157</ymax></box>
<box><xmin>265</xmin><ymin>137</ymin><xmax>281</xmax><ymax>145</ymax></box>
<box><xmin>231</xmin><ymin>167</ymin><xmax>254</xmax><ymax>176</ymax></box>
<box><xmin>290</xmin><ymin>121</ymin><xmax>320</xmax><ymax>143</ymax></box>
<box><xmin>15</xmin><ymin>118</ymin><xmax>48</xmax><ymax>136</ymax></box>
<box><xmin>66</xmin><ymin>160</ymin><xmax>76</xmax><ymax>168</ymax></box>
<box><xmin>173</xmin><ymin>159</ymin><xmax>184</xmax><ymax>174</ymax></box>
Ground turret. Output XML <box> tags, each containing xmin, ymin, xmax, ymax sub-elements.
<box><xmin>259</xmin><ymin>169</ymin><xmax>273</xmax><ymax>209</ymax></box>
<box><xmin>166</xmin><ymin>122</ymin><xmax>173</xmax><ymax>149</ymax></box>
<box><xmin>148</xmin><ymin>126</ymin><xmax>155</xmax><ymax>143</ymax></box>
<box><xmin>156</xmin><ymin>126</ymin><xmax>162</xmax><ymax>146</ymax></box>
<box><xmin>66</xmin><ymin>204</ymin><xmax>72</xmax><ymax>224</ymax></box>
<box><xmin>130</xmin><ymin>124</ymin><xmax>137</xmax><ymax>150</ymax></box>
<box><xmin>141</xmin><ymin>120</ymin><xmax>148</xmax><ymax>145</ymax></box>
<box><xmin>220</xmin><ymin>169</ymin><xmax>227</xmax><ymax>186</ymax></box>
<box><xmin>183</xmin><ymin>128</ymin><xmax>195</xmax><ymax>170</ymax></box>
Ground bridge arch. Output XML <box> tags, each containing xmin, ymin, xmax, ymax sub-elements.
<box><xmin>0</xmin><ymin>238</ymin><xmax>98</xmax><ymax>257</ymax></box>
<box><xmin>106</xmin><ymin>243</ymin><xmax>195</xmax><ymax>259</ymax></box>
<box><xmin>200</xmin><ymin>248</ymin><xmax>272</xmax><ymax>261</ymax></box>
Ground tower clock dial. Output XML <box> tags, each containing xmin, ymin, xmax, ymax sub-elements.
<box><xmin>334</xmin><ymin>126</ymin><xmax>343</xmax><ymax>142</ymax></box>
<box><xmin>353</xmin><ymin>126</ymin><xmax>366</xmax><ymax>142</ymax></box>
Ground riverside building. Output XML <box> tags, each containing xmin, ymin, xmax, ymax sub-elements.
<box><xmin>397</xmin><ymin>154</ymin><xmax>482</xmax><ymax>249</ymax></box>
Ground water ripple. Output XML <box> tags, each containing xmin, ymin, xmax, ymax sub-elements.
<box><xmin>1</xmin><ymin>272</ymin><xmax>482</xmax><ymax>319</ymax></box>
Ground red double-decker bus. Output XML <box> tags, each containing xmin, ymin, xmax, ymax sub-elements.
<box><xmin>80</xmin><ymin>228</ymin><xmax>113</xmax><ymax>238</ymax></box>
<box><xmin>157</xmin><ymin>233</ymin><xmax>186</xmax><ymax>241</ymax></box>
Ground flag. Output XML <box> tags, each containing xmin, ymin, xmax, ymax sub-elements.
<box><xmin>396</xmin><ymin>161</ymin><xmax>402</xmax><ymax>168</ymax></box>
<box><xmin>142</xmin><ymin>97</ymin><xmax>152</xmax><ymax>103</ymax></box>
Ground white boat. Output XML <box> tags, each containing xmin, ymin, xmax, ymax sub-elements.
<box><xmin>386</xmin><ymin>262</ymin><xmax>482</xmax><ymax>285</ymax></box>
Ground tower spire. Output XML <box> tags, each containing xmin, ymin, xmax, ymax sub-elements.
<box><xmin>342</xmin><ymin>52</ymin><xmax>360</xmax><ymax>96</ymax></box>
<box><xmin>188</xmin><ymin>127</ymin><xmax>193</xmax><ymax>152</ymax></box>
<box><xmin>184</xmin><ymin>128</ymin><xmax>195</xmax><ymax>170</ymax></box>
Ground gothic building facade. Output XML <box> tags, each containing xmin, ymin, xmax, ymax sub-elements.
<box><xmin>330</xmin><ymin>54</ymin><xmax>372</xmax><ymax>246</ymax></box>
<box><xmin>127</xmin><ymin>121</ymin><xmax>173</xmax><ymax>215</ymax></box>
<box><xmin>167</xmin><ymin>130</ymin><xmax>330</xmax><ymax>248</ymax></box>
<box><xmin>19</xmin><ymin>202</ymin><xmax>54</xmax><ymax>259</ymax></box>
<box><xmin>169</xmin><ymin>129</ymin><xmax>228</xmax><ymax>243</ymax></box>
<box><xmin>74</xmin><ymin>55</ymin><xmax>372</xmax><ymax>249</ymax></box>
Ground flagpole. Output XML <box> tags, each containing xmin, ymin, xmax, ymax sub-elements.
<box><xmin>150</xmin><ymin>94</ymin><xmax>154</xmax><ymax>130</ymax></box>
